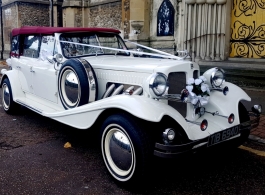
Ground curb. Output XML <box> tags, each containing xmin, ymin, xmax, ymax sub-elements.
<box><xmin>248</xmin><ymin>135</ymin><xmax>265</xmax><ymax>144</ymax></box>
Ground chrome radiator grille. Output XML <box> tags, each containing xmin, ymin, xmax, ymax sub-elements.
<box><xmin>168</xmin><ymin>72</ymin><xmax>187</xmax><ymax>117</ymax></box>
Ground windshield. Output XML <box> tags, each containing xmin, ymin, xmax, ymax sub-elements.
<box><xmin>60</xmin><ymin>33</ymin><xmax>129</xmax><ymax>57</ymax></box>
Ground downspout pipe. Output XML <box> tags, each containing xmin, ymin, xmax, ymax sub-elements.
<box><xmin>0</xmin><ymin>0</ymin><xmax>4</xmax><ymax>59</ymax></box>
<box><xmin>50</xmin><ymin>0</ymin><xmax>54</xmax><ymax>27</ymax></box>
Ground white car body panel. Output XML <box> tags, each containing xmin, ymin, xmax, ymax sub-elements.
<box><xmin>2</xmin><ymin>26</ymin><xmax>261</xmax><ymax>184</ymax></box>
<box><xmin>1</xmin><ymin>64</ymin><xmax>250</xmax><ymax>141</ymax></box>
<box><xmin>0</xmin><ymin>29</ymin><xmax>253</xmax><ymax>143</ymax></box>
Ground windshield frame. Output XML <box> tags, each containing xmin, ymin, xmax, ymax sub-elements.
<box><xmin>59</xmin><ymin>32</ymin><xmax>129</xmax><ymax>58</ymax></box>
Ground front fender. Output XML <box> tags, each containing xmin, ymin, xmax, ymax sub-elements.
<box><xmin>44</xmin><ymin>95</ymin><xmax>188</xmax><ymax>131</ymax></box>
<box><xmin>0</xmin><ymin>69</ymin><xmax>24</xmax><ymax>100</ymax></box>
<box><xmin>200</xmin><ymin>82</ymin><xmax>251</xmax><ymax>134</ymax></box>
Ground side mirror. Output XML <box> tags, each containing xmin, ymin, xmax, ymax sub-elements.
<box><xmin>54</xmin><ymin>53</ymin><xmax>63</xmax><ymax>63</ymax></box>
<box><xmin>46</xmin><ymin>54</ymin><xmax>63</xmax><ymax>64</ymax></box>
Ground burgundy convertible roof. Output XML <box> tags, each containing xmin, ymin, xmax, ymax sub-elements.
<box><xmin>12</xmin><ymin>26</ymin><xmax>121</xmax><ymax>36</ymax></box>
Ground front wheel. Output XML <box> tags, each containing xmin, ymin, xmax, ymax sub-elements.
<box><xmin>230</xmin><ymin>102</ymin><xmax>250</xmax><ymax>148</ymax></box>
<box><xmin>237</xmin><ymin>102</ymin><xmax>250</xmax><ymax>145</ymax></box>
<box><xmin>100</xmin><ymin>113</ymin><xmax>151</xmax><ymax>185</ymax></box>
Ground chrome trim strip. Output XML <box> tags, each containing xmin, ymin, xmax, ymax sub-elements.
<box><xmin>16</xmin><ymin>100</ymin><xmax>43</xmax><ymax>114</ymax></box>
<box><xmin>132</xmin><ymin>87</ymin><xmax>143</xmax><ymax>95</ymax></box>
<box><xmin>76</xmin><ymin>59</ymin><xmax>97</xmax><ymax>102</ymax></box>
<box><xmin>102</xmin><ymin>84</ymin><xmax>115</xmax><ymax>99</ymax></box>
<box><xmin>111</xmin><ymin>85</ymin><xmax>124</xmax><ymax>96</ymax></box>
<box><xmin>205</xmin><ymin>111</ymin><xmax>229</xmax><ymax>119</ymax></box>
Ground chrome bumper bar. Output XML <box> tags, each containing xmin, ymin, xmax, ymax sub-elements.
<box><xmin>154</xmin><ymin>112</ymin><xmax>260</xmax><ymax>158</ymax></box>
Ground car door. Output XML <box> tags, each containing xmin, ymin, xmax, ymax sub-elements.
<box><xmin>31</xmin><ymin>35</ymin><xmax>58</xmax><ymax>103</ymax></box>
<box><xmin>16</xmin><ymin>35</ymin><xmax>40</xmax><ymax>94</ymax></box>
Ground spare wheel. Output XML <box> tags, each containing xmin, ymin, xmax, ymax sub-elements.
<box><xmin>58</xmin><ymin>59</ymin><xmax>97</xmax><ymax>109</ymax></box>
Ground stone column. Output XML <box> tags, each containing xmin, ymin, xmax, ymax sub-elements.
<box><xmin>128</xmin><ymin>0</ymin><xmax>150</xmax><ymax>45</ymax></box>
<box><xmin>122</xmin><ymin>0</ymin><xmax>130</xmax><ymax>39</ymax></box>
<box><xmin>62</xmin><ymin>0</ymin><xmax>88</xmax><ymax>27</ymax></box>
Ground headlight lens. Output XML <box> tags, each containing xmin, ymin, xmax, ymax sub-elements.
<box><xmin>149</xmin><ymin>73</ymin><xmax>168</xmax><ymax>96</ymax></box>
<box><xmin>211</xmin><ymin>68</ymin><xmax>225</xmax><ymax>87</ymax></box>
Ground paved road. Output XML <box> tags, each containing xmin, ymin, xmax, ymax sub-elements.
<box><xmin>0</xmin><ymin>89</ymin><xmax>265</xmax><ymax>194</ymax></box>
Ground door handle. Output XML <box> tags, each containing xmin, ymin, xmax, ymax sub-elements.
<box><xmin>30</xmin><ymin>66</ymin><xmax>35</xmax><ymax>73</ymax></box>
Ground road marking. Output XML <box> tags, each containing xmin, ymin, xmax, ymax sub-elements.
<box><xmin>239</xmin><ymin>145</ymin><xmax>265</xmax><ymax>157</ymax></box>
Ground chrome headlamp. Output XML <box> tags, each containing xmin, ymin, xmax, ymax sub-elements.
<box><xmin>163</xmin><ymin>128</ymin><xmax>176</xmax><ymax>143</ymax></box>
<box><xmin>149</xmin><ymin>73</ymin><xmax>168</xmax><ymax>97</ymax></box>
<box><xmin>211</xmin><ymin>68</ymin><xmax>225</xmax><ymax>88</ymax></box>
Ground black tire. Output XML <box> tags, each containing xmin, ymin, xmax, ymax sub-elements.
<box><xmin>1</xmin><ymin>78</ymin><xmax>20</xmax><ymax>114</ymax></box>
<box><xmin>236</xmin><ymin>102</ymin><xmax>251</xmax><ymax>146</ymax></box>
<box><xmin>58</xmin><ymin>59</ymin><xmax>92</xmax><ymax>109</ymax></box>
<box><xmin>226</xmin><ymin>102</ymin><xmax>250</xmax><ymax>148</ymax></box>
<box><xmin>100</xmin><ymin>113</ymin><xmax>152</xmax><ymax>186</ymax></box>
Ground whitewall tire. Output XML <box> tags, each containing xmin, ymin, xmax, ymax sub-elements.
<box><xmin>58</xmin><ymin>59</ymin><xmax>97</xmax><ymax>109</ymax></box>
<box><xmin>100</xmin><ymin>113</ymin><xmax>151</xmax><ymax>184</ymax></box>
<box><xmin>1</xmin><ymin>78</ymin><xmax>20</xmax><ymax>114</ymax></box>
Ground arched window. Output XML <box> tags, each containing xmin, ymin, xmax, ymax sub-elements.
<box><xmin>157</xmin><ymin>0</ymin><xmax>175</xmax><ymax>36</ymax></box>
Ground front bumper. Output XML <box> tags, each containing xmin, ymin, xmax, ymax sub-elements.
<box><xmin>154</xmin><ymin>112</ymin><xmax>260</xmax><ymax>158</ymax></box>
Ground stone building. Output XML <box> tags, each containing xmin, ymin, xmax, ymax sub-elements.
<box><xmin>0</xmin><ymin>0</ymin><xmax>63</xmax><ymax>58</ymax></box>
<box><xmin>61</xmin><ymin>0</ymin><xmax>265</xmax><ymax>62</ymax></box>
<box><xmin>1</xmin><ymin>0</ymin><xmax>265</xmax><ymax>61</ymax></box>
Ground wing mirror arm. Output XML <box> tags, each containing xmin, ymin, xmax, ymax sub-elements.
<box><xmin>46</xmin><ymin>54</ymin><xmax>63</xmax><ymax>65</ymax></box>
<box><xmin>46</xmin><ymin>56</ymin><xmax>55</xmax><ymax>64</ymax></box>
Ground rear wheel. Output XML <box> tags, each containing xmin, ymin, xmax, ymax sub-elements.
<box><xmin>1</xmin><ymin>78</ymin><xmax>20</xmax><ymax>114</ymax></box>
<box><xmin>100</xmin><ymin>113</ymin><xmax>152</xmax><ymax>185</ymax></box>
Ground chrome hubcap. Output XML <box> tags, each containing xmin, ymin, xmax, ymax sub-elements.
<box><xmin>103</xmin><ymin>125</ymin><xmax>135</xmax><ymax>180</ymax></box>
<box><xmin>2</xmin><ymin>84</ymin><xmax>10</xmax><ymax>110</ymax></box>
<box><xmin>61</xmin><ymin>69</ymin><xmax>80</xmax><ymax>107</ymax></box>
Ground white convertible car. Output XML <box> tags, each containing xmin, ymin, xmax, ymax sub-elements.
<box><xmin>0</xmin><ymin>26</ymin><xmax>261</xmax><ymax>184</ymax></box>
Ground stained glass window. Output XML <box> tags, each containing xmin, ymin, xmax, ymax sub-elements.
<box><xmin>157</xmin><ymin>0</ymin><xmax>175</xmax><ymax>36</ymax></box>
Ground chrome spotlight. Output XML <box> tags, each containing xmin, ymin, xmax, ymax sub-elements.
<box><xmin>195</xmin><ymin>107</ymin><xmax>206</xmax><ymax>116</ymax></box>
<box><xmin>211</xmin><ymin>68</ymin><xmax>225</xmax><ymax>88</ymax></box>
<box><xmin>163</xmin><ymin>128</ymin><xmax>176</xmax><ymax>143</ymax></box>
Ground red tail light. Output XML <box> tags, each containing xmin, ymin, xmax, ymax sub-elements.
<box><xmin>200</xmin><ymin>119</ymin><xmax>208</xmax><ymax>131</ymax></box>
<box><xmin>228</xmin><ymin>114</ymin><xmax>234</xmax><ymax>124</ymax></box>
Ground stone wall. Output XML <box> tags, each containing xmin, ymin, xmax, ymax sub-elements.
<box><xmin>18</xmin><ymin>2</ymin><xmax>49</xmax><ymax>27</ymax></box>
<box><xmin>0</xmin><ymin>1</ymin><xmax>50</xmax><ymax>57</ymax></box>
<box><xmin>88</xmin><ymin>1</ymin><xmax>122</xmax><ymax>31</ymax></box>
<box><xmin>2</xmin><ymin>3</ymin><xmax>18</xmax><ymax>56</ymax></box>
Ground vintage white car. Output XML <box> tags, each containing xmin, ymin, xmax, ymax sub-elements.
<box><xmin>0</xmin><ymin>26</ymin><xmax>262</xmax><ymax>184</ymax></box>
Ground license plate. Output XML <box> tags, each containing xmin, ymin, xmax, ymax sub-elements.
<box><xmin>208</xmin><ymin>125</ymin><xmax>240</xmax><ymax>147</ymax></box>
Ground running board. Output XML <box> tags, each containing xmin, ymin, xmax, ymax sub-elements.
<box><xmin>15</xmin><ymin>96</ymin><xmax>61</xmax><ymax>114</ymax></box>
<box><xmin>16</xmin><ymin>99</ymin><xmax>43</xmax><ymax>114</ymax></box>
